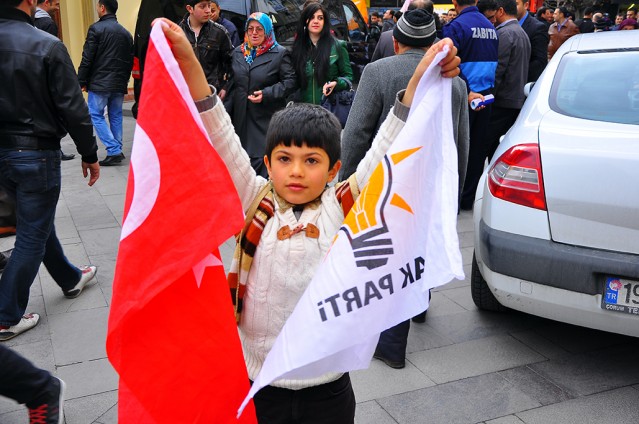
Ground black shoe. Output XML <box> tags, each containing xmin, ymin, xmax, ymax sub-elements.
<box><xmin>412</xmin><ymin>310</ymin><xmax>427</xmax><ymax>323</ymax></box>
<box><xmin>61</xmin><ymin>153</ymin><xmax>75</xmax><ymax>161</ymax></box>
<box><xmin>99</xmin><ymin>153</ymin><xmax>125</xmax><ymax>166</ymax></box>
<box><xmin>28</xmin><ymin>376</ymin><xmax>66</xmax><ymax>424</ymax></box>
<box><xmin>373</xmin><ymin>348</ymin><xmax>405</xmax><ymax>369</ymax></box>
<box><xmin>0</xmin><ymin>248</ymin><xmax>13</xmax><ymax>272</ymax></box>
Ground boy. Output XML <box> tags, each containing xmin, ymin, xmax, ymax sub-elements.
<box><xmin>157</xmin><ymin>17</ymin><xmax>459</xmax><ymax>423</ymax></box>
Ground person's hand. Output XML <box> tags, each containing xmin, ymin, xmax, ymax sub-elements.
<box><xmin>219</xmin><ymin>89</ymin><xmax>227</xmax><ymax>101</ymax></box>
<box><xmin>402</xmin><ymin>38</ymin><xmax>460</xmax><ymax>107</ymax></box>
<box><xmin>81</xmin><ymin>86</ymin><xmax>87</xmax><ymax>93</ymax></box>
<box><xmin>323</xmin><ymin>81</ymin><xmax>337</xmax><ymax>96</ymax></box>
<box><xmin>248</xmin><ymin>90</ymin><xmax>263</xmax><ymax>103</ymax></box>
<box><xmin>153</xmin><ymin>18</ymin><xmax>211</xmax><ymax>101</ymax></box>
<box><xmin>468</xmin><ymin>91</ymin><xmax>485</xmax><ymax>111</ymax></box>
<box><xmin>82</xmin><ymin>162</ymin><xmax>100</xmax><ymax>187</ymax></box>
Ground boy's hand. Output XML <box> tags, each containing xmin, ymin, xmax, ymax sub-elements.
<box><xmin>402</xmin><ymin>38</ymin><xmax>460</xmax><ymax>107</ymax></box>
<box><xmin>153</xmin><ymin>18</ymin><xmax>211</xmax><ymax>101</ymax></box>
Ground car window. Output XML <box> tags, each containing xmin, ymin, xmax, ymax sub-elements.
<box><xmin>549</xmin><ymin>50</ymin><xmax>639</xmax><ymax>125</ymax></box>
<box><xmin>342</xmin><ymin>2</ymin><xmax>367</xmax><ymax>42</ymax></box>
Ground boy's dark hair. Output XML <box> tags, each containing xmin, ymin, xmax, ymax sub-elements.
<box><xmin>265</xmin><ymin>104</ymin><xmax>342</xmax><ymax>168</ymax></box>
<box><xmin>98</xmin><ymin>0</ymin><xmax>118</xmax><ymax>14</ymax></box>
<box><xmin>371</xmin><ymin>11</ymin><xmax>380</xmax><ymax>18</ymax></box>
<box><xmin>583</xmin><ymin>7</ymin><xmax>594</xmax><ymax>16</ymax></box>
<box><xmin>495</xmin><ymin>0</ymin><xmax>517</xmax><ymax>16</ymax></box>
<box><xmin>186</xmin><ymin>0</ymin><xmax>208</xmax><ymax>7</ymax></box>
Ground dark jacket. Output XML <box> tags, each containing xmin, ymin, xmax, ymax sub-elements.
<box><xmin>494</xmin><ymin>19</ymin><xmax>531</xmax><ymax>109</ymax></box>
<box><xmin>521</xmin><ymin>13</ymin><xmax>549</xmax><ymax>82</ymax></box>
<box><xmin>575</xmin><ymin>17</ymin><xmax>595</xmax><ymax>33</ymax></box>
<box><xmin>217</xmin><ymin>16</ymin><xmax>240</xmax><ymax>48</ymax></box>
<box><xmin>225</xmin><ymin>45</ymin><xmax>296</xmax><ymax>158</ymax></box>
<box><xmin>443</xmin><ymin>6</ymin><xmax>498</xmax><ymax>94</ymax></box>
<box><xmin>34</xmin><ymin>8</ymin><xmax>57</xmax><ymax>37</ymax></box>
<box><xmin>0</xmin><ymin>7</ymin><xmax>97</xmax><ymax>163</ymax></box>
<box><xmin>179</xmin><ymin>16</ymin><xmax>233</xmax><ymax>91</ymax></box>
<box><xmin>370</xmin><ymin>30</ymin><xmax>394</xmax><ymax>62</ymax></box>
<box><xmin>78</xmin><ymin>14</ymin><xmax>133</xmax><ymax>94</ymax></box>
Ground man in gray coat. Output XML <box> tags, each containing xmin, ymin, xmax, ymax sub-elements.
<box><xmin>486</xmin><ymin>0</ymin><xmax>530</xmax><ymax>160</ymax></box>
<box><xmin>340</xmin><ymin>7</ymin><xmax>470</xmax><ymax>369</ymax></box>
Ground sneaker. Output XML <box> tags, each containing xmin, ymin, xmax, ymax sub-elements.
<box><xmin>28</xmin><ymin>377</ymin><xmax>66</xmax><ymax>424</ymax></box>
<box><xmin>63</xmin><ymin>266</ymin><xmax>97</xmax><ymax>299</ymax></box>
<box><xmin>0</xmin><ymin>313</ymin><xmax>40</xmax><ymax>341</ymax></box>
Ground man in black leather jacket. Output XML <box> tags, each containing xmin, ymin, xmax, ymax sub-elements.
<box><xmin>0</xmin><ymin>0</ymin><xmax>100</xmax><ymax>344</ymax></box>
<box><xmin>78</xmin><ymin>0</ymin><xmax>133</xmax><ymax>166</ymax></box>
<box><xmin>179</xmin><ymin>0</ymin><xmax>232</xmax><ymax>99</ymax></box>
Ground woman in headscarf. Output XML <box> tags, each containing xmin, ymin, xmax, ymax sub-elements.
<box><xmin>291</xmin><ymin>2</ymin><xmax>353</xmax><ymax>105</ymax></box>
<box><xmin>225</xmin><ymin>12</ymin><xmax>297</xmax><ymax>178</ymax></box>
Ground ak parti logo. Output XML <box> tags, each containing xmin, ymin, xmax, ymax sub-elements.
<box><xmin>340</xmin><ymin>148</ymin><xmax>421</xmax><ymax>270</ymax></box>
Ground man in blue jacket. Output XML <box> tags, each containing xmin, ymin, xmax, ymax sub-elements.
<box><xmin>443</xmin><ymin>0</ymin><xmax>498</xmax><ymax>210</ymax></box>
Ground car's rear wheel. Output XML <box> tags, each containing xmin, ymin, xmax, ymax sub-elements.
<box><xmin>471</xmin><ymin>253</ymin><xmax>508</xmax><ymax>312</ymax></box>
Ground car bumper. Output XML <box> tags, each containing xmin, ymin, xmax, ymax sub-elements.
<box><xmin>476</xmin><ymin>220</ymin><xmax>639</xmax><ymax>337</ymax></box>
<box><xmin>478</xmin><ymin>220</ymin><xmax>639</xmax><ymax>296</ymax></box>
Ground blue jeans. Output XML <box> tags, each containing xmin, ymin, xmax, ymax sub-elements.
<box><xmin>0</xmin><ymin>345</ymin><xmax>52</xmax><ymax>407</ymax></box>
<box><xmin>0</xmin><ymin>149</ymin><xmax>81</xmax><ymax>327</ymax></box>
<box><xmin>88</xmin><ymin>91</ymin><xmax>124</xmax><ymax>156</ymax></box>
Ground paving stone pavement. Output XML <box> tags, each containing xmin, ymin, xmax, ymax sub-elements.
<box><xmin>1</xmin><ymin>107</ymin><xmax>638</xmax><ymax>423</ymax></box>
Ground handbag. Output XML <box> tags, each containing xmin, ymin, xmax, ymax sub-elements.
<box><xmin>321</xmin><ymin>77</ymin><xmax>355</xmax><ymax>128</ymax></box>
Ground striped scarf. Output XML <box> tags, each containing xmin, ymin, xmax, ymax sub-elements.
<box><xmin>228</xmin><ymin>175</ymin><xmax>359</xmax><ymax>323</ymax></box>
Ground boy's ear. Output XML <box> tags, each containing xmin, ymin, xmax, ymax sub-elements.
<box><xmin>328</xmin><ymin>160</ymin><xmax>341</xmax><ymax>181</ymax></box>
<box><xmin>264</xmin><ymin>155</ymin><xmax>272</xmax><ymax>178</ymax></box>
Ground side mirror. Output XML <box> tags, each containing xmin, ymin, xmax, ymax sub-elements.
<box><xmin>523</xmin><ymin>82</ymin><xmax>535</xmax><ymax>97</ymax></box>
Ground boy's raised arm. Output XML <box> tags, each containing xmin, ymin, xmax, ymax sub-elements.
<box><xmin>154</xmin><ymin>18</ymin><xmax>211</xmax><ymax>101</ymax></box>
<box><xmin>401</xmin><ymin>38</ymin><xmax>460</xmax><ymax>108</ymax></box>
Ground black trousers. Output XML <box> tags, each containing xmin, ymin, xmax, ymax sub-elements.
<box><xmin>461</xmin><ymin>103</ymin><xmax>493</xmax><ymax>209</ymax></box>
<box><xmin>0</xmin><ymin>345</ymin><xmax>52</xmax><ymax>408</ymax></box>
<box><xmin>253</xmin><ymin>373</ymin><xmax>356</xmax><ymax>424</ymax></box>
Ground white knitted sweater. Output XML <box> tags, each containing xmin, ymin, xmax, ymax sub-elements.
<box><xmin>199</xmin><ymin>96</ymin><xmax>408</xmax><ymax>390</ymax></box>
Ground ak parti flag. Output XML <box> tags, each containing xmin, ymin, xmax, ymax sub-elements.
<box><xmin>239</xmin><ymin>46</ymin><xmax>465</xmax><ymax>415</ymax></box>
<box><xmin>106</xmin><ymin>22</ymin><xmax>256</xmax><ymax>423</ymax></box>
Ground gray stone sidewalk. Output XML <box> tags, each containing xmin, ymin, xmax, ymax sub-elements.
<box><xmin>1</xmin><ymin>108</ymin><xmax>638</xmax><ymax>423</ymax></box>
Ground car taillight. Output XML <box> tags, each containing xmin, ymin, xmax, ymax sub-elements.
<box><xmin>487</xmin><ymin>144</ymin><xmax>547</xmax><ymax>210</ymax></box>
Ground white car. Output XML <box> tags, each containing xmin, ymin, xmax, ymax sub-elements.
<box><xmin>472</xmin><ymin>30</ymin><xmax>639</xmax><ymax>338</ymax></box>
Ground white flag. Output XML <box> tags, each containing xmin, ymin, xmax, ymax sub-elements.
<box><xmin>238</xmin><ymin>47</ymin><xmax>465</xmax><ymax>415</ymax></box>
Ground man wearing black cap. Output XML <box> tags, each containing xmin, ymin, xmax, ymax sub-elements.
<box><xmin>341</xmin><ymin>8</ymin><xmax>469</xmax><ymax>368</ymax></box>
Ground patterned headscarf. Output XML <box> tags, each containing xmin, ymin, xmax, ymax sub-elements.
<box><xmin>241</xmin><ymin>12</ymin><xmax>278</xmax><ymax>64</ymax></box>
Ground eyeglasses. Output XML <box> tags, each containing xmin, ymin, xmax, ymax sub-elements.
<box><xmin>247</xmin><ymin>27</ymin><xmax>265</xmax><ymax>34</ymax></box>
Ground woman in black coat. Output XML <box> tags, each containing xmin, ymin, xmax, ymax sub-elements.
<box><xmin>225</xmin><ymin>12</ymin><xmax>296</xmax><ymax>178</ymax></box>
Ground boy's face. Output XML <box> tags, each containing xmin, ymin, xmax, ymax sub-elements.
<box><xmin>264</xmin><ymin>144</ymin><xmax>341</xmax><ymax>205</ymax></box>
<box><xmin>188</xmin><ymin>1</ymin><xmax>212</xmax><ymax>24</ymax></box>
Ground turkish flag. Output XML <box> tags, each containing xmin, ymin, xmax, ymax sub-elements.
<box><xmin>106</xmin><ymin>22</ymin><xmax>255</xmax><ymax>423</ymax></box>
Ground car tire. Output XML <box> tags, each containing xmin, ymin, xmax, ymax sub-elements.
<box><xmin>471</xmin><ymin>252</ymin><xmax>508</xmax><ymax>312</ymax></box>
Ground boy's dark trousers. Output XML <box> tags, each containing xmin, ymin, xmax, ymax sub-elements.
<box><xmin>253</xmin><ymin>373</ymin><xmax>356</xmax><ymax>424</ymax></box>
<box><xmin>0</xmin><ymin>345</ymin><xmax>53</xmax><ymax>407</ymax></box>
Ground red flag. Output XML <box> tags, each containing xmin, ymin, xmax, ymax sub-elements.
<box><xmin>106</xmin><ymin>22</ymin><xmax>256</xmax><ymax>423</ymax></box>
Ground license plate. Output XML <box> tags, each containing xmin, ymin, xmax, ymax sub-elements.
<box><xmin>602</xmin><ymin>277</ymin><xmax>639</xmax><ymax>315</ymax></box>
